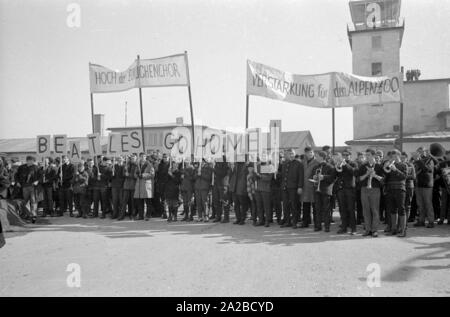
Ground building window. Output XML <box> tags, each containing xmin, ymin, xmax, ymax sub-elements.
<box><xmin>372</xmin><ymin>62</ymin><xmax>382</xmax><ymax>76</ymax></box>
<box><xmin>372</xmin><ymin>36</ymin><xmax>382</xmax><ymax>49</ymax></box>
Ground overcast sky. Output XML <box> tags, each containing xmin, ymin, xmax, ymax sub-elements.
<box><xmin>0</xmin><ymin>0</ymin><xmax>449</xmax><ymax>146</ymax></box>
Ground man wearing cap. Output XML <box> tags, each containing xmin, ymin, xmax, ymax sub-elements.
<box><xmin>16</xmin><ymin>156</ymin><xmax>40</xmax><ymax>223</ymax></box>
<box><xmin>301</xmin><ymin>147</ymin><xmax>319</xmax><ymax>228</ymax></box>
<box><xmin>334</xmin><ymin>151</ymin><xmax>357</xmax><ymax>234</ymax></box>
<box><xmin>383</xmin><ymin>149</ymin><xmax>408</xmax><ymax>236</ymax></box>
<box><xmin>311</xmin><ymin>151</ymin><xmax>336</xmax><ymax>232</ymax></box>
<box><xmin>280</xmin><ymin>148</ymin><xmax>304</xmax><ymax>229</ymax></box>
<box><xmin>413</xmin><ymin>147</ymin><xmax>436</xmax><ymax>228</ymax></box>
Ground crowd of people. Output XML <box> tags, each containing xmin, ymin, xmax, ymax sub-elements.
<box><xmin>1</xmin><ymin>143</ymin><xmax>450</xmax><ymax>239</ymax></box>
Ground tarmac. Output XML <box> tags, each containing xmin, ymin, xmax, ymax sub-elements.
<box><xmin>1</xmin><ymin>213</ymin><xmax>449</xmax><ymax>297</ymax></box>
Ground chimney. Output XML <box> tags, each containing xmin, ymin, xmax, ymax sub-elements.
<box><xmin>93</xmin><ymin>114</ymin><xmax>105</xmax><ymax>136</ymax></box>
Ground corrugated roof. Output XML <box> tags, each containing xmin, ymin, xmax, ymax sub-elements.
<box><xmin>261</xmin><ymin>131</ymin><xmax>315</xmax><ymax>150</ymax></box>
<box><xmin>0</xmin><ymin>137</ymin><xmax>109</xmax><ymax>154</ymax></box>
<box><xmin>346</xmin><ymin>130</ymin><xmax>450</xmax><ymax>145</ymax></box>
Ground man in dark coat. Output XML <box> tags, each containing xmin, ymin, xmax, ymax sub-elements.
<box><xmin>180</xmin><ymin>161</ymin><xmax>196</xmax><ymax>221</ymax></box>
<box><xmin>155</xmin><ymin>153</ymin><xmax>169</xmax><ymax>218</ymax></box>
<box><xmin>16</xmin><ymin>156</ymin><xmax>40</xmax><ymax>222</ymax></box>
<box><xmin>41</xmin><ymin>157</ymin><xmax>58</xmax><ymax>217</ymax></box>
<box><xmin>212</xmin><ymin>158</ymin><xmax>230</xmax><ymax>223</ymax></box>
<box><xmin>334</xmin><ymin>151</ymin><xmax>358</xmax><ymax>234</ymax></box>
<box><xmin>58</xmin><ymin>155</ymin><xmax>75</xmax><ymax>217</ymax></box>
<box><xmin>228</xmin><ymin>161</ymin><xmax>248</xmax><ymax>225</ymax></box>
<box><xmin>280</xmin><ymin>149</ymin><xmax>304</xmax><ymax>229</ymax></box>
<box><xmin>311</xmin><ymin>151</ymin><xmax>336</xmax><ymax>232</ymax></box>
<box><xmin>110</xmin><ymin>156</ymin><xmax>125</xmax><ymax>219</ymax></box>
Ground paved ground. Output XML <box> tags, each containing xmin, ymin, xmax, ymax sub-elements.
<box><xmin>1</xmin><ymin>214</ymin><xmax>449</xmax><ymax>297</ymax></box>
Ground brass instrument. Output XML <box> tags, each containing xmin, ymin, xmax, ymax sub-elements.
<box><xmin>367</xmin><ymin>163</ymin><xmax>374</xmax><ymax>189</ymax></box>
<box><xmin>383</xmin><ymin>160</ymin><xmax>395</xmax><ymax>173</ymax></box>
<box><xmin>335</xmin><ymin>159</ymin><xmax>346</xmax><ymax>173</ymax></box>
<box><xmin>309</xmin><ymin>166</ymin><xmax>323</xmax><ymax>192</ymax></box>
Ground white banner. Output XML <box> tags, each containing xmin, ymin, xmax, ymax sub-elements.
<box><xmin>89</xmin><ymin>53</ymin><xmax>190</xmax><ymax>93</ymax></box>
<box><xmin>247</xmin><ymin>60</ymin><xmax>403</xmax><ymax>108</ymax></box>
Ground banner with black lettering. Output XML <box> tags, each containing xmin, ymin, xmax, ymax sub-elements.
<box><xmin>89</xmin><ymin>53</ymin><xmax>190</xmax><ymax>93</ymax></box>
<box><xmin>247</xmin><ymin>60</ymin><xmax>403</xmax><ymax>108</ymax></box>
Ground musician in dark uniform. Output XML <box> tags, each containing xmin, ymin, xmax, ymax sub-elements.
<box><xmin>358</xmin><ymin>149</ymin><xmax>384</xmax><ymax>237</ymax></box>
<box><xmin>311</xmin><ymin>151</ymin><xmax>336</xmax><ymax>232</ymax></box>
<box><xmin>280</xmin><ymin>149</ymin><xmax>304</xmax><ymax>229</ymax></box>
<box><xmin>413</xmin><ymin>148</ymin><xmax>436</xmax><ymax>228</ymax></box>
<box><xmin>401</xmin><ymin>152</ymin><xmax>416</xmax><ymax>228</ymax></box>
<box><xmin>383</xmin><ymin>149</ymin><xmax>408</xmax><ymax>237</ymax></box>
<box><xmin>334</xmin><ymin>151</ymin><xmax>357</xmax><ymax>235</ymax></box>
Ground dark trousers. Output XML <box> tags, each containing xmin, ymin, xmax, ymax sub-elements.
<box><xmin>386</xmin><ymin>189</ymin><xmax>406</xmax><ymax>216</ymax></box>
<box><xmin>271</xmin><ymin>187</ymin><xmax>282</xmax><ymax>221</ymax></box>
<box><xmin>182</xmin><ymin>189</ymin><xmax>194</xmax><ymax>219</ymax></box>
<box><xmin>111</xmin><ymin>187</ymin><xmax>123</xmax><ymax>218</ymax></box>
<box><xmin>135</xmin><ymin>199</ymin><xmax>146</xmax><ymax>218</ymax></box>
<box><xmin>145</xmin><ymin>198</ymin><xmax>155</xmax><ymax>218</ymax></box>
<box><xmin>59</xmin><ymin>187</ymin><xmax>73</xmax><ymax>214</ymax></box>
<box><xmin>43</xmin><ymin>186</ymin><xmax>53</xmax><ymax>213</ymax></box>
<box><xmin>432</xmin><ymin>185</ymin><xmax>441</xmax><ymax>220</ymax></box>
<box><xmin>255</xmin><ymin>191</ymin><xmax>271</xmax><ymax>224</ymax></box>
<box><xmin>232</xmin><ymin>193</ymin><xmax>248</xmax><ymax>222</ymax></box>
<box><xmin>249</xmin><ymin>194</ymin><xmax>257</xmax><ymax>222</ymax></box>
<box><xmin>282</xmin><ymin>188</ymin><xmax>300</xmax><ymax>225</ymax></box>
<box><xmin>92</xmin><ymin>188</ymin><xmax>108</xmax><ymax>216</ymax></box>
<box><xmin>314</xmin><ymin>192</ymin><xmax>331</xmax><ymax>230</ymax></box>
<box><xmin>379</xmin><ymin>192</ymin><xmax>386</xmax><ymax>221</ymax></box>
<box><xmin>440</xmin><ymin>188</ymin><xmax>450</xmax><ymax>220</ymax></box>
<box><xmin>302</xmin><ymin>202</ymin><xmax>315</xmax><ymax>226</ymax></box>
<box><xmin>212</xmin><ymin>185</ymin><xmax>227</xmax><ymax>220</ymax></box>
<box><xmin>121</xmin><ymin>189</ymin><xmax>135</xmax><ymax>218</ymax></box>
<box><xmin>405</xmin><ymin>187</ymin><xmax>414</xmax><ymax>220</ymax></box>
<box><xmin>356</xmin><ymin>188</ymin><xmax>363</xmax><ymax>224</ymax></box>
<box><xmin>410</xmin><ymin>192</ymin><xmax>418</xmax><ymax>220</ymax></box>
<box><xmin>337</xmin><ymin>188</ymin><xmax>356</xmax><ymax>231</ymax></box>
<box><xmin>74</xmin><ymin>192</ymin><xmax>89</xmax><ymax>217</ymax></box>
<box><xmin>167</xmin><ymin>199</ymin><xmax>178</xmax><ymax>219</ymax></box>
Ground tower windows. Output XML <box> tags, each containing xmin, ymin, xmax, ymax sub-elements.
<box><xmin>372</xmin><ymin>35</ymin><xmax>382</xmax><ymax>49</ymax></box>
<box><xmin>371</xmin><ymin>62</ymin><xmax>382</xmax><ymax>76</ymax></box>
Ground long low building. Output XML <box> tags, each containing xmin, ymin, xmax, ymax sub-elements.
<box><xmin>0</xmin><ymin>119</ymin><xmax>316</xmax><ymax>162</ymax></box>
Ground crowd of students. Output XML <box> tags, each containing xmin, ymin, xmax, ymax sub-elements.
<box><xmin>0</xmin><ymin>143</ymin><xmax>449</xmax><ymax>238</ymax></box>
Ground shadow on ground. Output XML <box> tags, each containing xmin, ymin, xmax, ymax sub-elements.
<box><xmin>6</xmin><ymin>212</ymin><xmax>450</xmax><ymax>248</ymax></box>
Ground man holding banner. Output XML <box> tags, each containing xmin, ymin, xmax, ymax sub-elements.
<box><xmin>58</xmin><ymin>156</ymin><xmax>75</xmax><ymax>217</ymax></box>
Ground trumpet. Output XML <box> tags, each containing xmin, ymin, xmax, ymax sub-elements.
<box><xmin>383</xmin><ymin>160</ymin><xmax>395</xmax><ymax>173</ymax></box>
<box><xmin>335</xmin><ymin>160</ymin><xmax>346</xmax><ymax>172</ymax></box>
<box><xmin>367</xmin><ymin>163</ymin><xmax>374</xmax><ymax>189</ymax></box>
<box><xmin>309</xmin><ymin>166</ymin><xmax>322</xmax><ymax>192</ymax></box>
